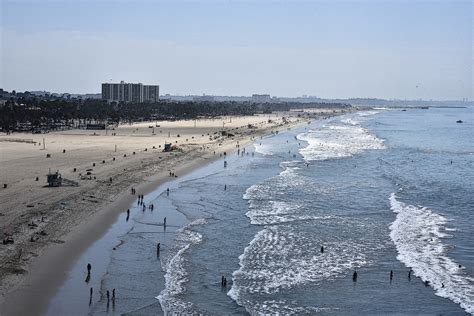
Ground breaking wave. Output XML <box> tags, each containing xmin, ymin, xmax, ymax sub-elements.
<box><xmin>228</xmin><ymin>165</ymin><xmax>370</xmax><ymax>314</ymax></box>
<box><xmin>157</xmin><ymin>219</ymin><xmax>206</xmax><ymax>314</ymax></box>
<box><xmin>297</xmin><ymin>118</ymin><xmax>385</xmax><ymax>161</ymax></box>
<box><xmin>389</xmin><ymin>193</ymin><xmax>474</xmax><ymax>314</ymax></box>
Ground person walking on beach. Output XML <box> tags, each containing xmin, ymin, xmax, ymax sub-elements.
<box><xmin>112</xmin><ymin>289</ymin><xmax>115</xmax><ymax>302</ymax></box>
<box><xmin>167</xmin><ymin>188</ymin><xmax>170</xmax><ymax>196</ymax></box>
<box><xmin>164</xmin><ymin>217</ymin><xmax>167</xmax><ymax>226</ymax></box>
<box><xmin>390</xmin><ymin>270</ymin><xmax>394</xmax><ymax>282</ymax></box>
<box><xmin>157</xmin><ymin>242</ymin><xmax>160</xmax><ymax>255</ymax></box>
<box><xmin>408</xmin><ymin>269</ymin><xmax>412</xmax><ymax>281</ymax></box>
<box><xmin>107</xmin><ymin>290</ymin><xmax>110</xmax><ymax>303</ymax></box>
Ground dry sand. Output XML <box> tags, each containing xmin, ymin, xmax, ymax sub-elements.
<box><xmin>0</xmin><ymin>112</ymin><xmax>337</xmax><ymax>314</ymax></box>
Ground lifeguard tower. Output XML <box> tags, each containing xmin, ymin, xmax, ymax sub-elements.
<box><xmin>47</xmin><ymin>171</ymin><xmax>62</xmax><ymax>187</ymax></box>
<box><xmin>46</xmin><ymin>170</ymin><xmax>78</xmax><ymax>187</ymax></box>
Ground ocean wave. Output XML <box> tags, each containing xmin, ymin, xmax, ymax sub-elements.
<box><xmin>229</xmin><ymin>225</ymin><xmax>368</xmax><ymax>312</ymax></box>
<box><xmin>231</xmin><ymin>167</ymin><xmax>370</xmax><ymax>313</ymax></box>
<box><xmin>254</xmin><ymin>142</ymin><xmax>274</xmax><ymax>156</ymax></box>
<box><xmin>243</xmin><ymin>170</ymin><xmax>332</xmax><ymax>226</ymax></box>
<box><xmin>357</xmin><ymin>110</ymin><xmax>381</xmax><ymax>116</ymax></box>
<box><xmin>389</xmin><ymin>193</ymin><xmax>474</xmax><ymax>314</ymax></box>
<box><xmin>157</xmin><ymin>219</ymin><xmax>206</xmax><ymax>314</ymax></box>
<box><xmin>297</xmin><ymin>120</ymin><xmax>385</xmax><ymax>162</ymax></box>
<box><xmin>246</xmin><ymin>199</ymin><xmax>333</xmax><ymax>225</ymax></box>
<box><xmin>243</xmin><ymin>299</ymin><xmax>332</xmax><ymax>315</ymax></box>
<box><xmin>341</xmin><ymin>118</ymin><xmax>360</xmax><ymax>125</ymax></box>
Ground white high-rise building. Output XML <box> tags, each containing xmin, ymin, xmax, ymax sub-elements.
<box><xmin>102</xmin><ymin>81</ymin><xmax>159</xmax><ymax>103</ymax></box>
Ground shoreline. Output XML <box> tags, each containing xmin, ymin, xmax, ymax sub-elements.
<box><xmin>1</xmin><ymin>149</ymin><xmax>224</xmax><ymax>316</ymax></box>
<box><xmin>0</xmin><ymin>111</ymin><xmax>347</xmax><ymax>315</ymax></box>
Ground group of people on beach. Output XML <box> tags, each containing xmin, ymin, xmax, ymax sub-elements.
<box><xmin>85</xmin><ymin>263</ymin><xmax>114</xmax><ymax>307</ymax></box>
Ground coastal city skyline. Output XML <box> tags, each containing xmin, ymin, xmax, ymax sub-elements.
<box><xmin>1</xmin><ymin>0</ymin><xmax>472</xmax><ymax>100</ymax></box>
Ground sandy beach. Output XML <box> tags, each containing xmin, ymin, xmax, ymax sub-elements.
<box><xmin>0</xmin><ymin>111</ymin><xmax>342</xmax><ymax>315</ymax></box>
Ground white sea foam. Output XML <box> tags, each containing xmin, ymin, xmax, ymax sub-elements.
<box><xmin>243</xmin><ymin>167</ymin><xmax>332</xmax><ymax>225</ymax></box>
<box><xmin>357</xmin><ymin>110</ymin><xmax>381</xmax><ymax>116</ymax></box>
<box><xmin>230</xmin><ymin>174</ymin><xmax>368</xmax><ymax>313</ymax></box>
<box><xmin>254</xmin><ymin>143</ymin><xmax>274</xmax><ymax>156</ymax></box>
<box><xmin>245</xmin><ymin>299</ymin><xmax>332</xmax><ymax>315</ymax></box>
<box><xmin>229</xmin><ymin>225</ymin><xmax>368</xmax><ymax>313</ymax></box>
<box><xmin>157</xmin><ymin>219</ymin><xmax>205</xmax><ymax>314</ymax></box>
<box><xmin>341</xmin><ymin>118</ymin><xmax>360</xmax><ymax>125</ymax></box>
<box><xmin>297</xmin><ymin>119</ymin><xmax>385</xmax><ymax>162</ymax></box>
<box><xmin>389</xmin><ymin>193</ymin><xmax>474</xmax><ymax>314</ymax></box>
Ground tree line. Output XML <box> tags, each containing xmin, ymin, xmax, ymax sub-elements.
<box><xmin>0</xmin><ymin>99</ymin><xmax>256</xmax><ymax>132</ymax></box>
<box><xmin>0</xmin><ymin>98</ymin><xmax>350</xmax><ymax>133</ymax></box>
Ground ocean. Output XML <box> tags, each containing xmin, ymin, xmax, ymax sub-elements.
<box><xmin>47</xmin><ymin>106</ymin><xmax>474</xmax><ymax>315</ymax></box>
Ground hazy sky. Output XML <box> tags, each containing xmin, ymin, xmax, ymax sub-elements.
<box><xmin>1</xmin><ymin>0</ymin><xmax>472</xmax><ymax>99</ymax></box>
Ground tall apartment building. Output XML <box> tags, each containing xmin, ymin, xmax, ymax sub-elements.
<box><xmin>102</xmin><ymin>81</ymin><xmax>159</xmax><ymax>103</ymax></box>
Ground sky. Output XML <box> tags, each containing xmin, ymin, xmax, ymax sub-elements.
<box><xmin>1</xmin><ymin>0</ymin><xmax>472</xmax><ymax>100</ymax></box>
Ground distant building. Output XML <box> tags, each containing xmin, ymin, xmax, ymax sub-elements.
<box><xmin>251</xmin><ymin>94</ymin><xmax>272</xmax><ymax>103</ymax></box>
<box><xmin>102</xmin><ymin>81</ymin><xmax>159</xmax><ymax>103</ymax></box>
<box><xmin>193</xmin><ymin>95</ymin><xmax>215</xmax><ymax>102</ymax></box>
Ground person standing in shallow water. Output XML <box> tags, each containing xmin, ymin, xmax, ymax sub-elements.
<box><xmin>86</xmin><ymin>263</ymin><xmax>92</xmax><ymax>282</ymax></box>
<box><xmin>352</xmin><ymin>271</ymin><xmax>358</xmax><ymax>282</ymax></box>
